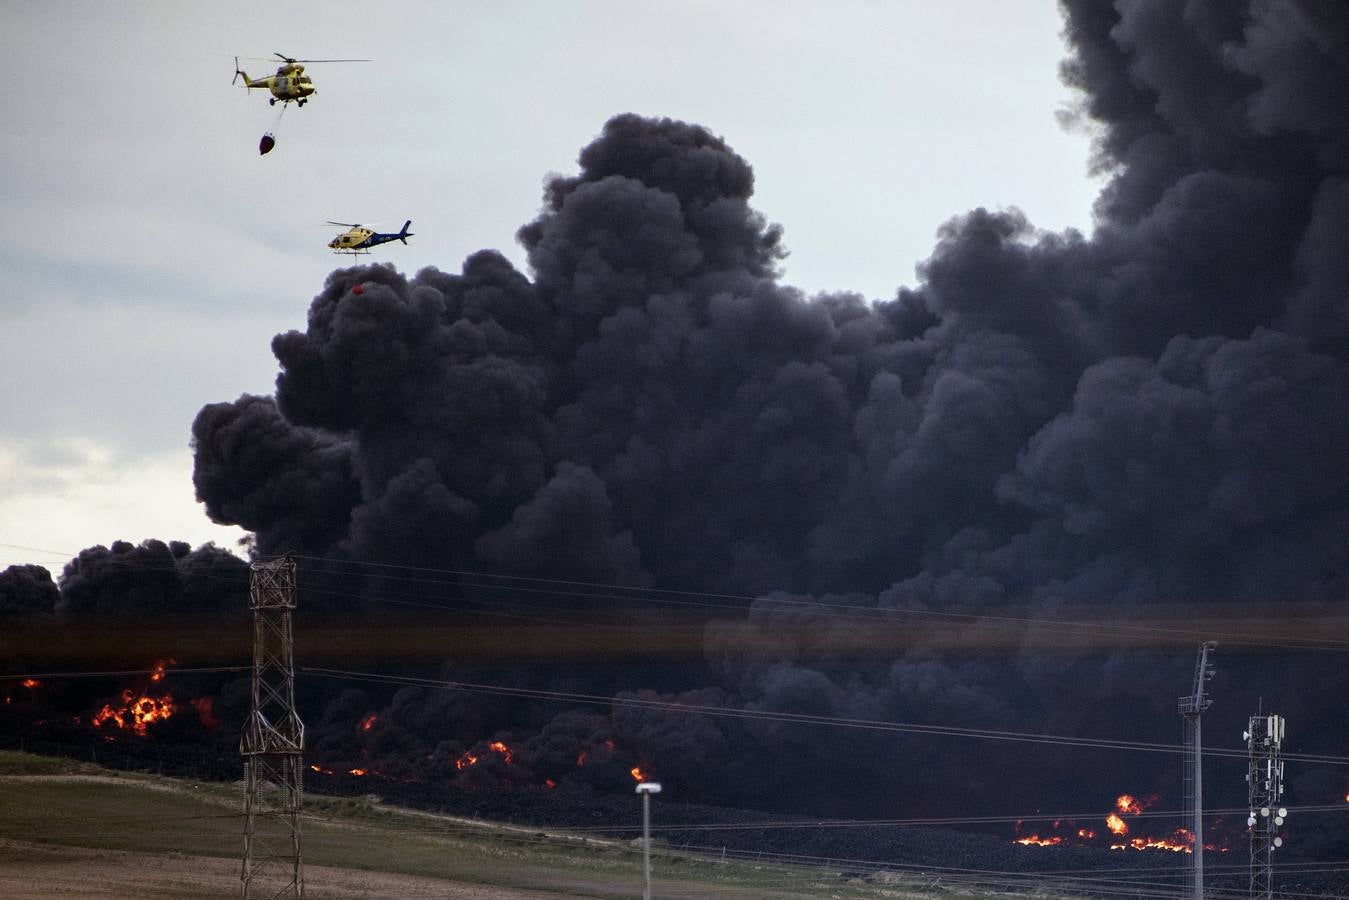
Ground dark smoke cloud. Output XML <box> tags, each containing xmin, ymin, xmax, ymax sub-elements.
<box><xmin>475</xmin><ymin>461</ymin><xmax>649</xmax><ymax>584</ymax></box>
<box><xmin>52</xmin><ymin>539</ymin><xmax>246</xmax><ymax>627</ymax></box>
<box><xmin>0</xmin><ymin>565</ymin><xmax>58</xmax><ymax>621</ymax></box>
<box><xmin>1</xmin><ymin>543</ymin><xmax>251</xmax><ymax>762</ymax></box>
<box><xmin>57</xmin><ymin>540</ymin><xmax>189</xmax><ymax>619</ymax></box>
<box><xmin>192</xmin><ymin>395</ymin><xmax>361</xmax><ymax>557</ymax></box>
<box><xmin>0</xmin><ymin>564</ymin><xmax>59</xmax><ymax>670</ymax></box>
<box><xmin>179</xmin><ymin>0</ymin><xmax>1349</xmax><ymax>827</ymax></box>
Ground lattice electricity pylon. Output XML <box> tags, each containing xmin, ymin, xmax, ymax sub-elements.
<box><xmin>1246</xmin><ymin>713</ymin><xmax>1287</xmax><ymax>900</ymax></box>
<box><xmin>241</xmin><ymin>557</ymin><xmax>305</xmax><ymax>899</ymax></box>
<box><xmin>1177</xmin><ymin>641</ymin><xmax>1216</xmax><ymax>900</ymax></box>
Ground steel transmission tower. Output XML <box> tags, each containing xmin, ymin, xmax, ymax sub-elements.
<box><xmin>1177</xmin><ymin>641</ymin><xmax>1216</xmax><ymax>900</ymax></box>
<box><xmin>241</xmin><ymin>557</ymin><xmax>306</xmax><ymax>899</ymax></box>
<box><xmin>1246</xmin><ymin>712</ymin><xmax>1287</xmax><ymax>900</ymax></box>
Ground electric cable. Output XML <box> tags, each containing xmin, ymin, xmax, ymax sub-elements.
<box><xmin>300</xmin><ymin>664</ymin><xmax>1349</xmax><ymax>766</ymax></box>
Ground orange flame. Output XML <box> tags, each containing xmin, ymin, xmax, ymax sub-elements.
<box><xmin>1115</xmin><ymin>792</ymin><xmax>1158</xmax><ymax>814</ymax></box>
<box><xmin>576</xmin><ymin>750</ymin><xmax>588</xmax><ymax>766</ymax></box>
<box><xmin>1128</xmin><ymin>836</ymin><xmax>1188</xmax><ymax>852</ymax></box>
<box><xmin>457</xmin><ymin>741</ymin><xmax>514</xmax><ymax>770</ymax></box>
<box><xmin>310</xmin><ymin>763</ymin><xmax>380</xmax><ymax>778</ymax></box>
<box><xmin>631</xmin><ymin>766</ymin><xmax>646</xmax><ymax>782</ymax></box>
<box><xmin>149</xmin><ymin>659</ymin><xmax>175</xmax><ymax>682</ymax></box>
<box><xmin>20</xmin><ymin>678</ymin><xmax>40</xmax><ymax>689</ymax></box>
<box><xmin>359</xmin><ymin>713</ymin><xmax>377</xmax><ymax>732</ymax></box>
<box><xmin>92</xmin><ymin>689</ymin><xmax>174</xmax><ymax>735</ymax></box>
<box><xmin>1010</xmin><ymin>792</ymin><xmax>1220</xmax><ymax>855</ymax></box>
<box><xmin>1106</xmin><ymin>827</ymin><xmax>1195</xmax><ymax>853</ymax></box>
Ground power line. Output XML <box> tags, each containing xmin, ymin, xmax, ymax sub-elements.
<box><xmin>0</xmin><ymin>666</ymin><xmax>246</xmax><ymax>681</ymax></box>
<box><xmin>9</xmin><ymin>540</ymin><xmax>1349</xmax><ymax>892</ymax></box>
<box><xmin>554</xmin><ymin>802</ymin><xmax>1349</xmax><ymax>835</ymax></box>
<box><xmin>10</xmin><ymin>539</ymin><xmax>1349</xmax><ymax>655</ymax></box>
<box><xmin>11</xmin><ymin>661</ymin><xmax>1349</xmax><ymax>767</ymax></box>
<box><xmin>291</xmin><ymin>552</ymin><xmax>1349</xmax><ymax>653</ymax></box>
<box><xmin>300</xmin><ymin>665</ymin><xmax>1349</xmax><ymax>766</ymax></box>
<box><xmin>4</xmin><ymin>764</ymin><xmax>1346</xmax><ymax>896</ymax></box>
<box><xmin>9</xmin><ymin>795</ymin><xmax>1348</xmax><ymax>897</ymax></box>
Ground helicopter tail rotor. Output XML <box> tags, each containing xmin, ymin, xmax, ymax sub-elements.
<box><xmin>232</xmin><ymin>56</ymin><xmax>252</xmax><ymax>88</ymax></box>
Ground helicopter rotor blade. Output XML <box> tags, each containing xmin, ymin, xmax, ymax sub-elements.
<box><xmin>283</xmin><ymin>57</ymin><xmax>372</xmax><ymax>64</ymax></box>
<box><xmin>325</xmin><ymin>221</ymin><xmax>362</xmax><ymax>228</ymax></box>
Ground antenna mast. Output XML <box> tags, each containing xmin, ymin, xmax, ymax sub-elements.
<box><xmin>1177</xmin><ymin>641</ymin><xmax>1216</xmax><ymax>900</ymax></box>
<box><xmin>1246</xmin><ymin>712</ymin><xmax>1287</xmax><ymax>900</ymax></box>
<box><xmin>241</xmin><ymin>557</ymin><xmax>305</xmax><ymax>898</ymax></box>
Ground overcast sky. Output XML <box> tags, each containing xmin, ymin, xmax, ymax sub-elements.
<box><xmin>0</xmin><ymin>1</ymin><xmax>1100</xmax><ymax>573</ymax></box>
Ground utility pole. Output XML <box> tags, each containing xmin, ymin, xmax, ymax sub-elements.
<box><xmin>241</xmin><ymin>557</ymin><xmax>305</xmax><ymax>899</ymax></box>
<box><xmin>1246</xmin><ymin>711</ymin><xmax>1287</xmax><ymax>900</ymax></box>
<box><xmin>1177</xmin><ymin>641</ymin><xmax>1216</xmax><ymax>900</ymax></box>
<box><xmin>636</xmin><ymin>781</ymin><xmax>662</xmax><ymax>900</ymax></box>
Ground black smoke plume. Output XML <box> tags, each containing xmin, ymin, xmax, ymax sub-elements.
<box><xmin>182</xmin><ymin>0</ymin><xmax>1349</xmax><ymax>830</ymax></box>
<box><xmin>9</xmin><ymin>0</ymin><xmax>1349</xmax><ymax>867</ymax></box>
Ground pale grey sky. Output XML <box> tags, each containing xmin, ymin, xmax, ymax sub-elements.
<box><xmin>0</xmin><ymin>1</ymin><xmax>1100</xmax><ymax>571</ymax></box>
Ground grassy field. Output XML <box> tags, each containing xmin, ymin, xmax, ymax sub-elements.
<box><xmin>0</xmin><ymin>751</ymin><xmax>1072</xmax><ymax>898</ymax></box>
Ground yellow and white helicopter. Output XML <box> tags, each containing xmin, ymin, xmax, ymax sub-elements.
<box><xmin>327</xmin><ymin>220</ymin><xmax>414</xmax><ymax>255</ymax></box>
<box><xmin>232</xmin><ymin>52</ymin><xmax>369</xmax><ymax>106</ymax></box>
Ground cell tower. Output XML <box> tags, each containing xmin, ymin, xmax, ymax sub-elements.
<box><xmin>1246</xmin><ymin>712</ymin><xmax>1287</xmax><ymax>900</ymax></box>
<box><xmin>241</xmin><ymin>557</ymin><xmax>305</xmax><ymax>899</ymax></box>
<box><xmin>1177</xmin><ymin>641</ymin><xmax>1216</xmax><ymax>900</ymax></box>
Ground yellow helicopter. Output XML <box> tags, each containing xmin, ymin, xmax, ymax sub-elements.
<box><xmin>232</xmin><ymin>53</ymin><xmax>369</xmax><ymax>106</ymax></box>
<box><xmin>327</xmin><ymin>220</ymin><xmax>414</xmax><ymax>255</ymax></box>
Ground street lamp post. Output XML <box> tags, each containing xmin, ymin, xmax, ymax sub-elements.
<box><xmin>636</xmin><ymin>781</ymin><xmax>662</xmax><ymax>900</ymax></box>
